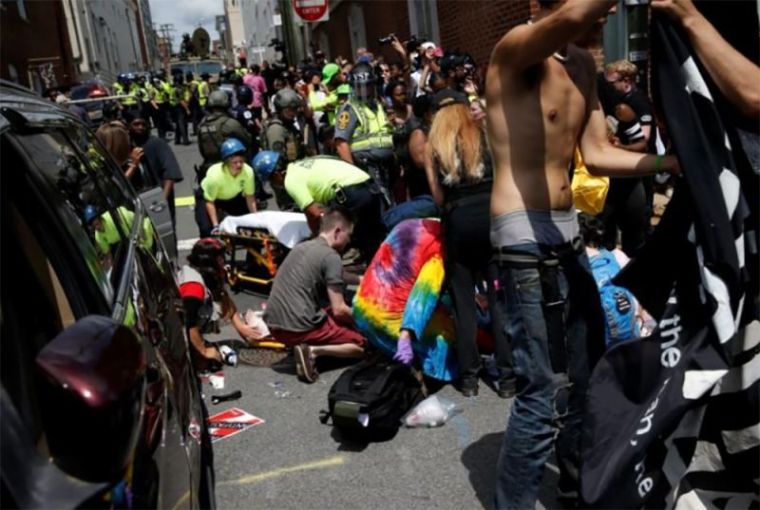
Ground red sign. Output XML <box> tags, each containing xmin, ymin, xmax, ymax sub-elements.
<box><xmin>292</xmin><ymin>0</ymin><xmax>328</xmax><ymax>22</ymax></box>
<box><xmin>207</xmin><ymin>407</ymin><xmax>264</xmax><ymax>443</ymax></box>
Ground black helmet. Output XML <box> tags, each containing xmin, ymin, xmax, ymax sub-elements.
<box><xmin>236</xmin><ymin>85</ymin><xmax>253</xmax><ymax>105</ymax></box>
<box><xmin>200</xmin><ymin>72</ymin><xmax>210</xmax><ymax>81</ymax></box>
<box><xmin>273</xmin><ymin>88</ymin><xmax>302</xmax><ymax>112</ymax></box>
<box><xmin>155</xmin><ymin>69</ymin><xmax>167</xmax><ymax>80</ymax></box>
<box><xmin>185</xmin><ymin>71</ymin><xmax>194</xmax><ymax>81</ymax></box>
<box><xmin>350</xmin><ymin>62</ymin><xmax>377</xmax><ymax>100</ymax></box>
<box><xmin>349</xmin><ymin>62</ymin><xmax>376</xmax><ymax>86</ymax></box>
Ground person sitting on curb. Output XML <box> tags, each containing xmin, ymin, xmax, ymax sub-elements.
<box><xmin>252</xmin><ymin>151</ymin><xmax>386</xmax><ymax>263</ymax></box>
<box><xmin>196</xmin><ymin>138</ymin><xmax>257</xmax><ymax>237</ymax></box>
<box><xmin>263</xmin><ymin>208</ymin><xmax>366</xmax><ymax>383</ymax></box>
<box><xmin>178</xmin><ymin>238</ymin><xmax>261</xmax><ymax>371</ymax></box>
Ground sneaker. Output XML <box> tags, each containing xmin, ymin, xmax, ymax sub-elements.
<box><xmin>497</xmin><ymin>378</ymin><xmax>516</xmax><ymax>399</ymax></box>
<box><xmin>294</xmin><ymin>344</ymin><xmax>318</xmax><ymax>383</ymax></box>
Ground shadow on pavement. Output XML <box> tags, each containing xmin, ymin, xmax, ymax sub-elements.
<box><xmin>461</xmin><ymin>433</ymin><xmax>563</xmax><ymax>510</ymax></box>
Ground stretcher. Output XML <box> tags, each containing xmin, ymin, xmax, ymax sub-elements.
<box><xmin>215</xmin><ymin>211</ymin><xmax>311</xmax><ymax>290</ymax></box>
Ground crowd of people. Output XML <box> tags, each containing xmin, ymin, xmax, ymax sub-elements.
<box><xmin>47</xmin><ymin>0</ymin><xmax>758</xmax><ymax>507</ymax></box>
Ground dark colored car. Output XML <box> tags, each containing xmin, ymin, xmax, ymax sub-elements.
<box><xmin>0</xmin><ymin>81</ymin><xmax>215</xmax><ymax>508</ymax></box>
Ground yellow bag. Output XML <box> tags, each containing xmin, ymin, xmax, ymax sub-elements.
<box><xmin>571</xmin><ymin>148</ymin><xmax>609</xmax><ymax>215</ymax></box>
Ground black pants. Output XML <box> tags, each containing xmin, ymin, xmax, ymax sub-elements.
<box><xmin>174</xmin><ymin>106</ymin><xmax>189</xmax><ymax>144</ymax></box>
<box><xmin>195</xmin><ymin>190</ymin><xmax>249</xmax><ymax>238</ymax></box>
<box><xmin>599</xmin><ymin>178</ymin><xmax>648</xmax><ymax>258</ymax></box>
<box><xmin>443</xmin><ymin>193</ymin><xmax>513</xmax><ymax>386</ymax></box>
<box><xmin>337</xmin><ymin>182</ymin><xmax>386</xmax><ymax>262</ymax></box>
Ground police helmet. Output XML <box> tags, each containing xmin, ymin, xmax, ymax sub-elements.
<box><xmin>220</xmin><ymin>138</ymin><xmax>246</xmax><ymax>160</ymax></box>
<box><xmin>350</xmin><ymin>62</ymin><xmax>377</xmax><ymax>100</ymax></box>
<box><xmin>155</xmin><ymin>69</ymin><xmax>167</xmax><ymax>80</ymax></box>
<box><xmin>236</xmin><ymin>85</ymin><xmax>253</xmax><ymax>105</ymax></box>
<box><xmin>126</xmin><ymin>73</ymin><xmax>136</xmax><ymax>82</ymax></box>
<box><xmin>273</xmin><ymin>88</ymin><xmax>302</xmax><ymax>112</ymax></box>
<box><xmin>252</xmin><ymin>151</ymin><xmax>282</xmax><ymax>180</ymax></box>
<box><xmin>208</xmin><ymin>89</ymin><xmax>230</xmax><ymax>109</ymax></box>
<box><xmin>117</xmin><ymin>73</ymin><xmax>128</xmax><ymax>84</ymax></box>
<box><xmin>200</xmin><ymin>72</ymin><xmax>210</xmax><ymax>81</ymax></box>
<box><xmin>185</xmin><ymin>71</ymin><xmax>194</xmax><ymax>81</ymax></box>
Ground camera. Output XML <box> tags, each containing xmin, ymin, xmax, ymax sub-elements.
<box><xmin>405</xmin><ymin>35</ymin><xmax>420</xmax><ymax>53</ymax></box>
<box><xmin>378</xmin><ymin>33</ymin><xmax>396</xmax><ymax>45</ymax></box>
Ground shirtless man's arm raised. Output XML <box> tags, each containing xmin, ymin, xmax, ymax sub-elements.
<box><xmin>486</xmin><ymin>0</ymin><xmax>677</xmax><ymax>218</ymax></box>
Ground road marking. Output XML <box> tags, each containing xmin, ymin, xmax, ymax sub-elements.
<box><xmin>175</xmin><ymin>195</ymin><xmax>195</xmax><ymax>207</ymax></box>
<box><xmin>219</xmin><ymin>455</ymin><xmax>346</xmax><ymax>486</ymax></box>
<box><xmin>178</xmin><ymin>238</ymin><xmax>200</xmax><ymax>251</ymax></box>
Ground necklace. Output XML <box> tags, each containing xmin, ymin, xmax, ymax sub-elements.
<box><xmin>527</xmin><ymin>20</ymin><xmax>569</xmax><ymax>63</ymax></box>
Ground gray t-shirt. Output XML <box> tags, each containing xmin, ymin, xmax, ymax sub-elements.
<box><xmin>264</xmin><ymin>237</ymin><xmax>344</xmax><ymax>332</ymax></box>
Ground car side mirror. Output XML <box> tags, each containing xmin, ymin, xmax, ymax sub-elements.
<box><xmin>35</xmin><ymin>315</ymin><xmax>146</xmax><ymax>483</ymax></box>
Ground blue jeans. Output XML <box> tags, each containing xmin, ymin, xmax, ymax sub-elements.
<box><xmin>493</xmin><ymin>242</ymin><xmax>602</xmax><ymax>510</ymax></box>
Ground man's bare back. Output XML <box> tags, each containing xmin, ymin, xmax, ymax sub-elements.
<box><xmin>487</xmin><ymin>42</ymin><xmax>597</xmax><ymax>216</ymax></box>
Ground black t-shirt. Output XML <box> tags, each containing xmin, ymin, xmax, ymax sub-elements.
<box><xmin>136</xmin><ymin>136</ymin><xmax>184</xmax><ymax>217</ymax></box>
<box><xmin>396</xmin><ymin>116</ymin><xmax>431</xmax><ymax>198</ymax></box>
<box><xmin>622</xmin><ymin>89</ymin><xmax>657</xmax><ymax>154</ymax></box>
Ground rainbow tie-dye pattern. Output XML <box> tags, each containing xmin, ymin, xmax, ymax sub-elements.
<box><xmin>353</xmin><ymin>219</ymin><xmax>458</xmax><ymax>381</ymax></box>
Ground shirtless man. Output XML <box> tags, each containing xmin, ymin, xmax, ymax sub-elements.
<box><xmin>485</xmin><ymin>1</ymin><xmax>679</xmax><ymax>508</ymax></box>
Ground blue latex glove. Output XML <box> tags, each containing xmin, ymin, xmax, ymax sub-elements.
<box><xmin>393</xmin><ymin>337</ymin><xmax>414</xmax><ymax>366</ymax></box>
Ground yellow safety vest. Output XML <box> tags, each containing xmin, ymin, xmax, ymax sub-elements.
<box><xmin>347</xmin><ymin>100</ymin><xmax>393</xmax><ymax>152</ymax></box>
<box><xmin>198</xmin><ymin>81</ymin><xmax>210</xmax><ymax>106</ymax></box>
<box><xmin>123</xmin><ymin>84</ymin><xmax>139</xmax><ymax>106</ymax></box>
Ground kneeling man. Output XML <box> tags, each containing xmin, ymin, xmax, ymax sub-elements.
<box><xmin>264</xmin><ymin>208</ymin><xmax>365</xmax><ymax>382</ymax></box>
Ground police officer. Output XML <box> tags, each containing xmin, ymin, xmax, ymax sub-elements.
<box><xmin>261</xmin><ymin>88</ymin><xmax>306</xmax><ymax>211</ymax></box>
<box><xmin>136</xmin><ymin>74</ymin><xmax>153</xmax><ymax>125</ymax></box>
<box><xmin>150</xmin><ymin>71</ymin><xmax>172</xmax><ymax>139</ymax></box>
<box><xmin>173</xmin><ymin>72</ymin><xmax>191</xmax><ymax>145</ymax></box>
<box><xmin>186</xmin><ymin>71</ymin><xmax>201</xmax><ymax>135</ymax></box>
<box><xmin>196</xmin><ymin>138</ymin><xmax>257</xmax><ymax>237</ymax></box>
<box><xmin>198</xmin><ymin>72</ymin><xmax>211</xmax><ymax>114</ymax></box>
<box><xmin>334</xmin><ymin>61</ymin><xmax>396</xmax><ymax>207</ymax></box>
<box><xmin>121</xmin><ymin>73</ymin><xmax>141</xmax><ymax>118</ymax></box>
<box><xmin>234</xmin><ymin>85</ymin><xmax>270</xmax><ymax>207</ymax></box>
<box><xmin>253</xmin><ymin>151</ymin><xmax>386</xmax><ymax>261</ymax></box>
<box><xmin>197</xmin><ymin>90</ymin><xmax>251</xmax><ymax>183</ymax></box>
<box><xmin>113</xmin><ymin>73</ymin><xmax>128</xmax><ymax>97</ymax></box>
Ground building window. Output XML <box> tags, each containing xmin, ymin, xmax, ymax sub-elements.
<box><xmin>408</xmin><ymin>0</ymin><xmax>439</xmax><ymax>43</ymax></box>
<box><xmin>348</xmin><ymin>3</ymin><xmax>366</xmax><ymax>57</ymax></box>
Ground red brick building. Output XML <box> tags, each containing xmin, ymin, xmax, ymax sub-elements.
<box><xmin>1</xmin><ymin>0</ymin><xmax>76</xmax><ymax>93</ymax></box>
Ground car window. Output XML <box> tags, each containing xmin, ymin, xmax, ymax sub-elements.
<box><xmin>9</xmin><ymin>128</ymin><xmax>138</xmax><ymax>295</ymax></box>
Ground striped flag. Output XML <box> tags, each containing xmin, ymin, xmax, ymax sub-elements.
<box><xmin>580</xmin><ymin>11</ymin><xmax>759</xmax><ymax>508</ymax></box>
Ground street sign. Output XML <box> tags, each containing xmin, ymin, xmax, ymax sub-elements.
<box><xmin>292</xmin><ymin>0</ymin><xmax>329</xmax><ymax>23</ymax></box>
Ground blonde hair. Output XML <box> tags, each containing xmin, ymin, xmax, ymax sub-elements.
<box><xmin>428</xmin><ymin>103</ymin><xmax>484</xmax><ymax>185</ymax></box>
<box><xmin>606</xmin><ymin>60</ymin><xmax>638</xmax><ymax>79</ymax></box>
<box><xmin>95</xmin><ymin>122</ymin><xmax>131</xmax><ymax>166</ymax></box>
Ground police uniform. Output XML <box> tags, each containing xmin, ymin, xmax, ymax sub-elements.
<box><xmin>122</xmin><ymin>82</ymin><xmax>141</xmax><ymax>117</ymax></box>
<box><xmin>262</xmin><ymin>117</ymin><xmax>304</xmax><ymax>211</ymax></box>
<box><xmin>284</xmin><ymin>156</ymin><xmax>386</xmax><ymax>260</ymax></box>
<box><xmin>334</xmin><ymin>99</ymin><xmax>395</xmax><ymax>205</ymax></box>
<box><xmin>173</xmin><ymin>81</ymin><xmax>190</xmax><ymax>145</ymax></box>
<box><xmin>197</xmin><ymin>111</ymin><xmax>251</xmax><ymax>180</ymax></box>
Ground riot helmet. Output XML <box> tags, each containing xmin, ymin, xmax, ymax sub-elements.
<box><xmin>273</xmin><ymin>88</ymin><xmax>302</xmax><ymax>113</ymax></box>
<box><xmin>236</xmin><ymin>85</ymin><xmax>253</xmax><ymax>106</ymax></box>
<box><xmin>350</xmin><ymin>62</ymin><xmax>377</xmax><ymax>101</ymax></box>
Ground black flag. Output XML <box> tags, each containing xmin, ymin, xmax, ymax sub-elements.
<box><xmin>580</xmin><ymin>10</ymin><xmax>759</xmax><ymax>509</ymax></box>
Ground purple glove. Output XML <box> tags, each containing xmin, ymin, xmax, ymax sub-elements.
<box><xmin>393</xmin><ymin>337</ymin><xmax>414</xmax><ymax>366</ymax></box>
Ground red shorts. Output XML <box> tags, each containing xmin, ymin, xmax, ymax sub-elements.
<box><xmin>270</xmin><ymin>308</ymin><xmax>366</xmax><ymax>348</ymax></box>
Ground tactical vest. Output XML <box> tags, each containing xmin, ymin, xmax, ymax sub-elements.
<box><xmin>262</xmin><ymin>118</ymin><xmax>303</xmax><ymax>162</ymax></box>
<box><xmin>198</xmin><ymin>113</ymin><xmax>236</xmax><ymax>164</ymax></box>
<box><xmin>113</xmin><ymin>82</ymin><xmax>125</xmax><ymax>96</ymax></box>
<box><xmin>347</xmin><ymin>100</ymin><xmax>394</xmax><ymax>153</ymax></box>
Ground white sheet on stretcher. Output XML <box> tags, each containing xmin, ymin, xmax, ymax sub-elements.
<box><xmin>218</xmin><ymin>211</ymin><xmax>311</xmax><ymax>249</ymax></box>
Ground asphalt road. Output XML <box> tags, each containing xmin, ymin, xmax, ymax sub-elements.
<box><xmin>168</xmin><ymin>133</ymin><xmax>561</xmax><ymax>510</ymax></box>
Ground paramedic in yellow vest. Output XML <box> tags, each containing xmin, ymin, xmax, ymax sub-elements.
<box><xmin>253</xmin><ymin>151</ymin><xmax>386</xmax><ymax>262</ymax></box>
<box><xmin>334</xmin><ymin>61</ymin><xmax>396</xmax><ymax>207</ymax></box>
<box><xmin>196</xmin><ymin>138</ymin><xmax>257</xmax><ymax>237</ymax></box>
<box><xmin>309</xmin><ymin>63</ymin><xmax>344</xmax><ymax>126</ymax></box>
<box><xmin>84</xmin><ymin>204</ymin><xmax>155</xmax><ymax>269</ymax></box>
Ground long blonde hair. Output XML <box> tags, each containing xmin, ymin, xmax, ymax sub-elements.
<box><xmin>428</xmin><ymin>103</ymin><xmax>484</xmax><ymax>185</ymax></box>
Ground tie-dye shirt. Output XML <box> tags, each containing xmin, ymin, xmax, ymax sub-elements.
<box><xmin>353</xmin><ymin>218</ymin><xmax>458</xmax><ymax>381</ymax></box>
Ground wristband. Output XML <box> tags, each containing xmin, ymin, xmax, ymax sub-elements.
<box><xmin>655</xmin><ymin>155</ymin><xmax>664</xmax><ymax>172</ymax></box>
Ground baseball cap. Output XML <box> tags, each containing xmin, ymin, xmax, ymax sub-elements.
<box><xmin>336</xmin><ymin>84</ymin><xmax>352</xmax><ymax>95</ymax></box>
<box><xmin>322</xmin><ymin>63</ymin><xmax>340</xmax><ymax>84</ymax></box>
<box><xmin>432</xmin><ymin>88</ymin><xmax>469</xmax><ymax>111</ymax></box>
<box><xmin>420</xmin><ymin>42</ymin><xmax>436</xmax><ymax>51</ymax></box>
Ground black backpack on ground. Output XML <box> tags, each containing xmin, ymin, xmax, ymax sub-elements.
<box><xmin>320</xmin><ymin>357</ymin><xmax>423</xmax><ymax>441</ymax></box>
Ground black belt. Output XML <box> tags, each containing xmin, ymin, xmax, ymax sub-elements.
<box><xmin>492</xmin><ymin>236</ymin><xmax>584</xmax><ymax>375</ymax></box>
<box><xmin>443</xmin><ymin>192</ymin><xmax>489</xmax><ymax>213</ymax></box>
<box><xmin>331</xmin><ymin>181</ymin><xmax>375</xmax><ymax>206</ymax></box>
